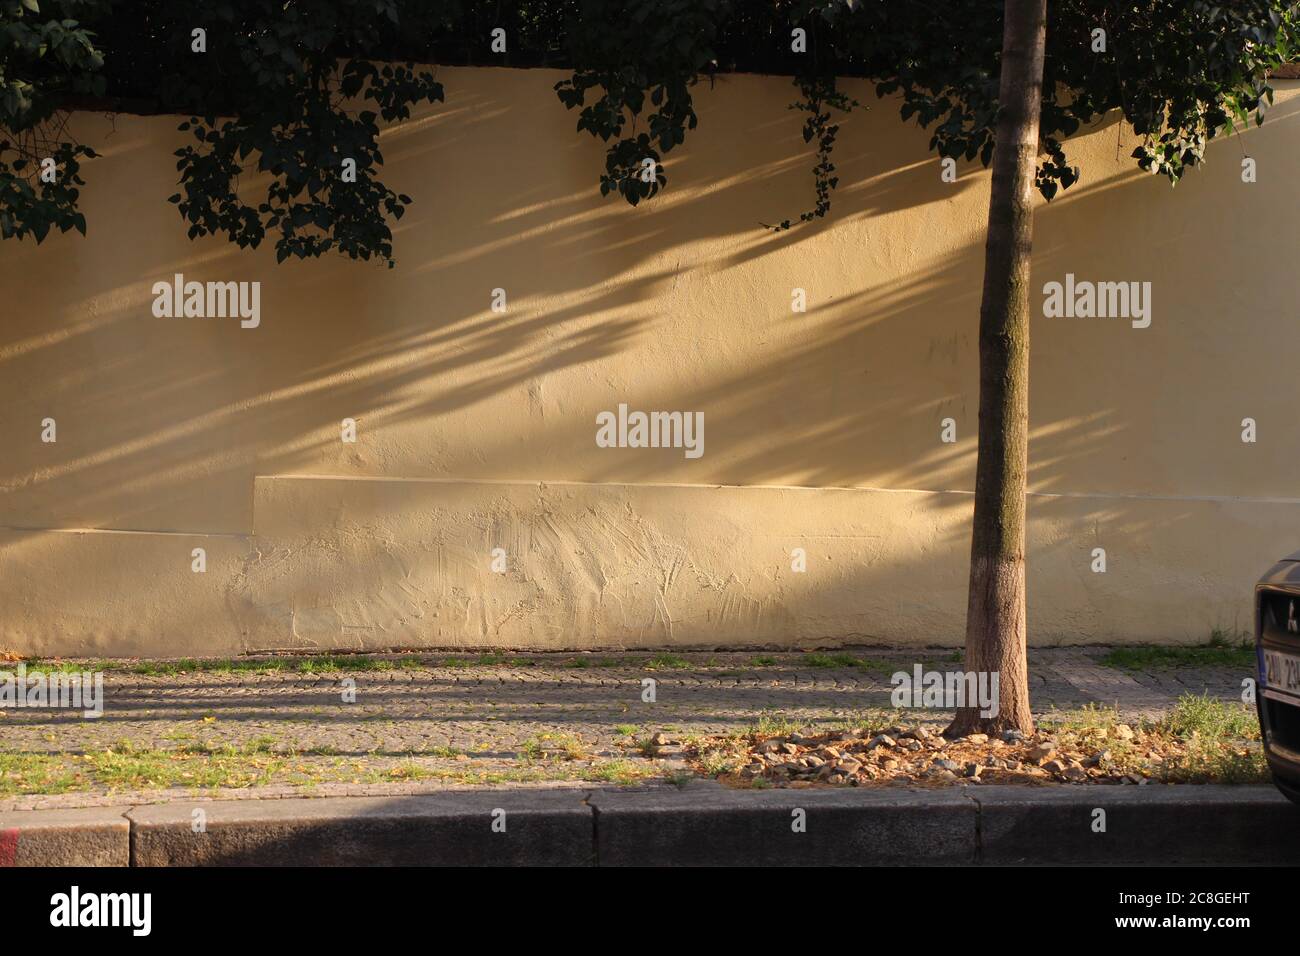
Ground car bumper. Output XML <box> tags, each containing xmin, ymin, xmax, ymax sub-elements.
<box><xmin>1255</xmin><ymin>570</ymin><xmax>1300</xmax><ymax>786</ymax></box>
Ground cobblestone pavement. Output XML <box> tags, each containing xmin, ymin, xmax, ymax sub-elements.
<box><xmin>0</xmin><ymin>648</ymin><xmax>1253</xmax><ymax>809</ymax></box>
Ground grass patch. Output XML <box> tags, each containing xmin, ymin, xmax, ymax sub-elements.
<box><xmin>827</xmin><ymin>708</ymin><xmax>908</xmax><ymax>734</ymax></box>
<box><xmin>694</xmin><ymin>746</ymin><xmax>738</xmax><ymax>776</ymax></box>
<box><xmin>644</xmin><ymin>653</ymin><xmax>690</xmax><ymax>670</ymax></box>
<box><xmin>1159</xmin><ymin>693</ymin><xmax>1260</xmax><ymax>741</ymax></box>
<box><xmin>586</xmin><ymin>759</ymin><xmax>658</xmax><ymax>786</ymax></box>
<box><xmin>1156</xmin><ymin>738</ymin><xmax>1266</xmax><ymax>784</ymax></box>
<box><xmin>293</xmin><ymin>655</ymin><xmax>418</xmax><ymax>673</ymax></box>
<box><xmin>1100</xmin><ymin>638</ymin><xmax>1254</xmax><ymax>671</ymax></box>
<box><xmin>0</xmin><ymin>747</ymin><xmax>659</xmax><ymax>796</ymax></box>
<box><xmin>519</xmin><ymin>732</ymin><xmax>588</xmax><ymax>761</ymax></box>
<box><xmin>800</xmin><ymin>652</ymin><xmax>897</xmax><ymax>673</ymax></box>
<box><xmin>1151</xmin><ymin>695</ymin><xmax>1265</xmax><ymax>783</ymax></box>
<box><xmin>15</xmin><ymin>659</ymin><xmax>115</xmax><ymax>674</ymax></box>
<box><xmin>1043</xmin><ymin>694</ymin><xmax>1266</xmax><ymax>785</ymax></box>
<box><xmin>749</xmin><ymin>712</ymin><xmax>804</xmax><ymax>739</ymax></box>
<box><xmin>803</xmin><ymin>653</ymin><xmax>861</xmax><ymax>668</ymax></box>
<box><xmin>1039</xmin><ymin>702</ymin><xmax>1128</xmax><ymax>736</ymax></box>
<box><xmin>0</xmin><ymin>753</ymin><xmax>86</xmax><ymax>795</ymax></box>
<box><xmin>72</xmin><ymin>740</ymin><xmax>290</xmax><ymax>791</ymax></box>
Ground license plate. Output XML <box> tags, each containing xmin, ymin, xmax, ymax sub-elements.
<box><xmin>1264</xmin><ymin>648</ymin><xmax>1300</xmax><ymax>698</ymax></box>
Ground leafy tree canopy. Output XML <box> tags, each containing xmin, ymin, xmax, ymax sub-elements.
<box><xmin>1</xmin><ymin>0</ymin><xmax>1295</xmax><ymax>261</ymax></box>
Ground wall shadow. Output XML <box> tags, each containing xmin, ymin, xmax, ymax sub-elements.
<box><xmin>0</xmin><ymin>69</ymin><xmax>1297</xmax><ymax>653</ymax></box>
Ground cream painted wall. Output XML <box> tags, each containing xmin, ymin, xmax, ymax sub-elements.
<box><xmin>1</xmin><ymin>68</ymin><xmax>1297</xmax><ymax>655</ymax></box>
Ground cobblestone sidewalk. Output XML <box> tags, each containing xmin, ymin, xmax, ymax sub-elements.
<box><xmin>0</xmin><ymin>647</ymin><xmax>1253</xmax><ymax>809</ymax></box>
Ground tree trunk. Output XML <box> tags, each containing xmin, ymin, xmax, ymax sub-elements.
<box><xmin>947</xmin><ymin>0</ymin><xmax>1046</xmax><ymax>737</ymax></box>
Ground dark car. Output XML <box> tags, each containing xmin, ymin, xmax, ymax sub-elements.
<box><xmin>1256</xmin><ymin>552</ymin><xmax>1300</xmax><ymax>804</ymax></box>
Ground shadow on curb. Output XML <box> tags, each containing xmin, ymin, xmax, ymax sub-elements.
<box><xmin>1</xmin><ymin>783</ymin><xmax>1296</xmax><ymax>866</ymax></box>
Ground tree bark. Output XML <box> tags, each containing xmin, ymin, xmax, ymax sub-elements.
<box><xmin>947</xmin><ymin>0</ymin><xmax>1046</xmax><ymax>737</ymax></box>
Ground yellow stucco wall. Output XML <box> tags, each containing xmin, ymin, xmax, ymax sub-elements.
<box><xmin>1</xmin><ymin>67</ymin><xmax>1297</xmax><ymax>655</ymax></box>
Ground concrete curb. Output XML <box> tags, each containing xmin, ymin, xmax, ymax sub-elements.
<box><xmin>976</xmin><ymin>785</ymin><xmax>1300</xmax><ymax>865</ymax></box>
<box><xmin>588</xmin><ymin>785</ymin><xmax>978</xmax><ymax>866</ymax></box>
<box><xmin>0</xmin><ymin>806</ymin><xmax>132</xmax><ymax>867</ymax></box>
<box><xmin>129</xmin><ymin>791</ymin><xmax>594</xmax><ymax>867</ymax></box>
<box><xmin>1</xmin><ymin>784</ymin><xmax>1296</xmax><ymax>866</ymax></box>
